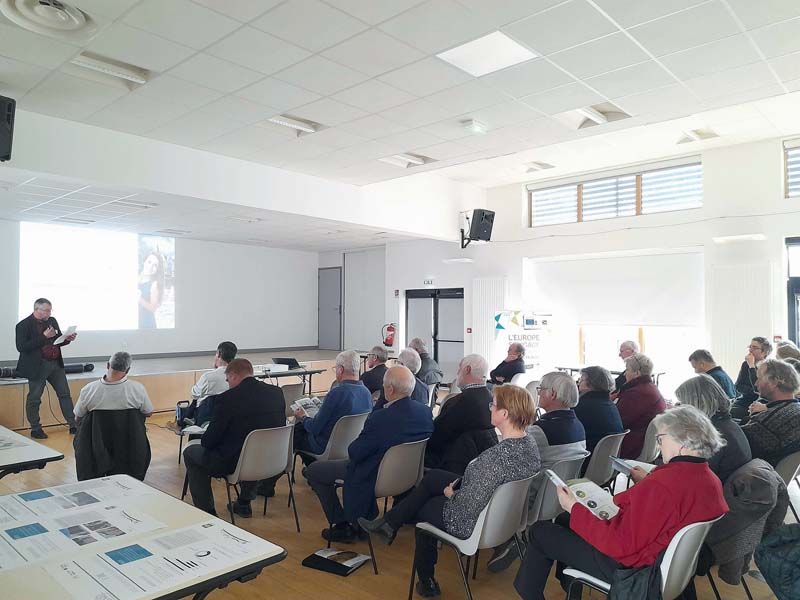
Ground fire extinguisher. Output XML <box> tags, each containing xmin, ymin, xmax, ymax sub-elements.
<box><xmin>383</xmin><ymin>323</ymin><xmax>396</xmax><ymax>347</ymax></box>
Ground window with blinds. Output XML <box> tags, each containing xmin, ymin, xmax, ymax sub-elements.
<box><xmin>786</xmin><ymin>144</ymin><xmax>800</xmax><ymax>198</ymax></box>
<box><xmin>528</xmin><ymin>161</ymin><xmax>702</xmax><ymax>227</ymax></box>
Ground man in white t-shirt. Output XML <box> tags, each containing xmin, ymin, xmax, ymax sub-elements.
<box><xmin>192</xmin><ymin>341</ymin><xmax>237</xmax><ymax>405</ymax></box>
<box><xmin>74</xmin><ymin>352</ymin><xmax>153</xmax><ymax>419</ymax></box>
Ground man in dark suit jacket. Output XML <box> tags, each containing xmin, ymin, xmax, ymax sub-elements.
<box><xmin>360</xmin><ymin>345</ymin><xmax>388</xmax><ymax>394</ymax></box>
<box><xmin>305</xmin><ymin>365</ymin><xmax>434</xmax><ymax>543</ymax></box>
<box><xmin>489</xmin><ymin>343</ymin><xmax>527</xmax><ymax>385</ymax></box>
<box><xmin>183</xmin><ymin>358</ymin><xmax>286</xmax><ymax>516</ymax></box>
<box><xmin>16</xmin><ymin>298</ymin><xmax>78</xmax><ymax>438</ymax></box>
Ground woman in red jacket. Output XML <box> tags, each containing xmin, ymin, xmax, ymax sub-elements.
<box><xmin>514</xmin><ymin>405</ymin><xmax>728</xmax><ymax>600</ymax></box>
<box><xmin>616</xmin><ymin>353</ymin><xmax>666</xmax><ymax>458</ymax></box>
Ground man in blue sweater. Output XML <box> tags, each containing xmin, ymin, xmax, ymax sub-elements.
<box><xmin>688</xmin><ymin>349</ymin><xmax>738</xmax><ymax>399</ymax></box>
<box><xmin>294</xmin><ymin>350</ymin><xmax>371</xmax><ymax>464</ymax></box>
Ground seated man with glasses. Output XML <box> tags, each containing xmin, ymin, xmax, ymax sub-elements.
<box><xmin>360</xmin><ymin>345</ymin><xmax>389</xmax><ymax>395</ymax></box>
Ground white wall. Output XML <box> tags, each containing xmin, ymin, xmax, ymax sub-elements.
<box><xmin>0</xmin><ymin>222</ymin><xmax>319</xmax><ymax>361</ymax></box>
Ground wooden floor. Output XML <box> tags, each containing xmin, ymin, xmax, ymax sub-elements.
<box><xmin>0</xmin><ymin>415</ymin><xmax>782</xmax><ymax>600</ymax></box>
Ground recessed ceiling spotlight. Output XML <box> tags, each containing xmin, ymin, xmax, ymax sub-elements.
<box><xmin>462</xmin><ymin>119</ymin><xmax>487</xmax><ymax>135</ymax></box>
<box><xmin>267</xmin><ymin>115</ymin><xmax>317</xmax><ymax>135</ymax></box>
<box><xmin>525</xmin><ymin>161</ymin><xmax>555</xmax><ymax>173</ymax></box>
<box><xmin>677</xmin><ymin>128</ymin><xmax>719</xmax><ymax>144</ymax></box>
<box><xmin>437</xmin><ymin>31</ymin><xmax>537</xmax><ymax>77</ymax></box>
<box><xmin>575</xmin><ymin>106</ymin><xmax>608</xmax><ymax>125</ymax></box>
<box><xmin>70</xmin><ymin>52</ymin><xmax>148</xmax><ymax>85</ymax></box>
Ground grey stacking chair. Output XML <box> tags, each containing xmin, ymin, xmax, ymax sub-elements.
<box><xmin>636</xmin><ymin>420</ymin><xmax>661</xmax><ymax>463</ymax></box>
<box><xmin>775</xmin><ymin>450</ymin><xmax>800</xmax><ymax>521</ymax></box>
<box><xmin>584</xmin><ymin>430</ymin><xmax>629</xmax><ymax>490</ymax></box>
<box><xmin>293</xmin><ymin>411</ymin><xmax>369</xmax><ymax>480</ymax></box>
<box><xmin>563</xmin><ymin>515</ymin><xmax>723</xmax><ymax>600</ymax></box>
<box><xmin>281</xmin><ymin>383</ymin><xmax>305</xmax><ymax>417</ymax></box>
<box><xmin>362</xmin><ymin>438</ymin><xmax>429</xmax><ymax>575</ymax></box>
<box><xmin>526</xmin><ymin>452</ymin><xmax>590</xmax><ymax>527</ymax></box>
<box><xmin>408</xmin><ymin>475</ymin><xmax>535</xmax><ymax>600</ymax></box>
<box><xmin>427</xmin><ymin>383</ymin><xmax>438</xmax><ymax>408</ymax></box>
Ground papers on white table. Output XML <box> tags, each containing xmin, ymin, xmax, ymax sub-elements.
<box><xmin>0</xmin><ymin>436</ymin><xmax>29</xmax><ymax>451</ymax></box>
<box><xmin>47</xmin><ymin>520</ymin><xmax>280</xmax><ymax>600</ymax></box>
<box><xmin>53</xmin><ymin>326</ymin><xmax>77</xmax><ymax>346</ymax></box>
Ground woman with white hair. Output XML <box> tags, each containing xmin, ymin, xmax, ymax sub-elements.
<box><xmin>675</xmin><ymin>374</ymin><xmax>751</xmax><ymax>482</ymax></box>
<box><xmin>514</xmin><ymin>405</ymin><xmax>729</xmax><ymax>600</ymax></box>
<box><xmin>616</xmin><ymin>353</ymin><xmax>666</xmax><ymax>459</ymax></box>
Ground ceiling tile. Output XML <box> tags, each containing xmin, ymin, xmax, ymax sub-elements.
<box><xmin>769</xmin><ymin>51</ymin><xmax>800</xmax><ymax>83</ymax></box>
<box><xmin>660</xmin><ymin>34</ymin><xmax>763</xmax><ymax>81</ymax></box>
<box><xmin>591</xmin><ymin>0</ymin><xmax>708</xmax><ymax>29</ymax></box>
<box><xmin>502</xmin><ymin>0</ymin><xmax>617</xmax><ymax>56</ymax></box>
<box><xmin>613</xmin><ymin>83</ymin><xmax>701</xmax><ymax>117</ymax></box>
<box><xmin>302</xmin><ymin>127</ymin><xmax>369</xmax><ymax>149</ymax></box>
<box><xmin>727</xmin><ymin>0</ymin><xmax>800</xmax><ymax>30</ymax></box>
<box><xmin>23</xmin><ymin>72</ymin><xmax>128</xmax><ymax>119</ymax></box>
<box><xmin>377</xmin><ymin>57</ymin><xmax>473</xmax><ymax>96</ymax></box>
<box><xmin>168</xmin><ymin>53</ymin><xmax>264</xmax><ymax>93</ymax></box>
<box><xmin>411</xmin><ymin>139</ymin><xmax>471</xmax><ymax>160</ymax></box>
<box><xmin>87</xmin><ymin>23</ymin><xmax>195</xmax><ymax>72</ymax></box>
<box><xmin>321</xmin><ymin>29</ymin><xmax>425</xmax><ymax>77</ymax></box>
<box><xmin>427</xmin><ymin>80</ymin><xmax>512</xmax><ymax>114</ymax></box>
<box><xmin>586</xmin><ymin>60</ymin><xmax>675</xmax><ymax>98</ymax></box>
<box><xmin>479</xmin><ymin>58</ymin><xmax>572</xmax><ymax>98</ymax></box>
<box><xmin>323</xmin><ymin>0</ymin><xmax>426</xmax><ymax>25</ymax></box>
<box><xmin>236</xmin><ymin>77</ymin><xmax>321</xmax><ymax>110</ymax></box>
<box><xmin>377</xmin><ymin>128</ymin><xmax>444</xmax><ymax>152</ymax></box>
<box><xmin>191</xmin><ymin>0</ymin><xmax>281</xmax><ymax>21</ymax></box>
<box><xmin>0</xmin><ymin>56</ymin><xmax>49</xmax><ymax>96</ymax></box>
<box><xmin>252</xmin><ymin>0</ymin><xmax>368</xmax><ymax>52</ymax></box>
<box><xmin>455</xmin><ymin>0</ymin><xmax>564</xmax><ymax>28</ymax></box>
<box><xmin>206</xmin><ymin>27</ymin><xmax>310</xmax><ymax>74</ymax></box>
<box><xmin>88</xmin><ymin>95</ymin><xmax>193</xmax><ymax>134</ymax></box>
<box><xmin>378</xmin><ymin>0</ymin><xmax>491</xmax><ymax>54</ymax></box>
<box><xmin>0</xmin><ymin>22</ymin><xmax>78</xmax><ymax>69</ymax></box>
<box><xmin>132</xmin><ymin>75</ymin><xmax>222</xmax><ymax>111</ymax></box>
<box><xmin>332</xmin><ymin>80</ymin><xmax>417</xmax><ymax>112</ymax></box>
<box><xmin>548</xmin><ymin>33</ymin><xmax>649</xmax><ymax>79</ymax></box>
<box><xmin>520</xmin><ymin>82</ymin><xmax>605</xmax><ymax>114</ymax></box>
<box><xmin>123</xmin><ymin>0</ymin><xmax>240</xmax><ymax>50</ymax></box>
<box><xmin>750</xmin><ymin>18</ymin><xmax>800</xmax><ymax>59</ymax></box>
<box><xmin>255</xmin><ymin>138</ymin><xmax>334</xmax><ymax>165</ymax></box>
<box><xmin>274</xmin><ymin>55</ymin><xmax>369</xmax><ymax>95</ymax></box>
<box><xmin>628</xmin><ymin>3</ymin><xmax>741</xmax><ymax>57</ymax></box>
<box><xmin>469</xmin><ymin>100</ymin><xmax>544</xmax><ymax>128</ymax></box>
<box><xmin>379</xmin><ymin>98</ymin><xmax>461</xmax><ymax>127</ymax></box>
<box><xmin>71</xmin><ymin>0</ymin><xmax>141</xmax><ymax>19</ymax></box>
<box><xmin>684</xmin><ymin>62</ymin><xmax>779</xmax><ymax>100</ymax></box>
<box><xmin>292</xmin><ymin>97</ymin><xmax>368</xmax><ymax>125</ymax></box>
<box><xmin>418</xmin><ymin>119</ymin><xmax>472</xmax><ymax>141</ymax></box>
<box><xmin>337</xmin><ymin>114</ymin><xmax>408</xmax><ymax>139</ymax></box>
<box><xmin>196</xmin><ymin>95</ymin><xmax>279</xmax><ymax>125</ymax></box>
<box><xmin>699</xmin><ymin>83</ymin><xmax>785</xmax><ymax>110</ymax></box>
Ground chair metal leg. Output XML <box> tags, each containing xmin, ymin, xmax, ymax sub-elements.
<box><xmin>464</xmin><ymin>555</ymin><xmax>470</xmax><ymax>579</ymax></box>
<box><xmin>226</xmin><ymin>483</ymin><xmax>235</xmax><ymax>525</ymax></box>
<box><xmin>181</xmin><ymin>471</ymin><xmax>189</xmax><ymax>501</ymax></box>
<box><xmin>264</xmin><ymin>494</ymin><xmax>268</xmax><ymax>516</ymax></box>
<box><xmin>706</xmin><ymin>572</ymin><xmax>723</xmax><ymax>600</ymax></box>
<box><xmin>407</xmin><ymin>542</ymin><xmax>418</xmax><ymax>600</ymax></box>
<box><xmin>291</xmin><ymin>453</ymin><xmax>299</xmax><ymax>484</ymax></box>
<box><xmin>365</xmin><ymin>531</ymin><xmax>379</xmax><ymax>575</ymax></box>
<box><xmin>287</xmin><ymin>475</ymin><xmax>301</xmax><ymax>532</ymax></box>
<box><xmin>453</xmin><ymin>549</ymin><xmax>474</xmax><ymax>600</ymax></box>
<box><xmin>471</xmin><ymin>548</ymin><xmax>479</xmax><ymax>580</ymax></box>
<box><xmin>178</xmin><ymin>434</ymin><xmax>183</xmax><ymax>465</ymax></box>
<box><xmin>383</xmin><ymin>497</ymin><xmax>388</xmax><ymax>515</ymax></box>
<box><xmin>741</xmin><ymin>575</ymin><xmax>754</xmax><ymax>600</ymax></box>
<box><xmin>513</xmin><ymin>534</ymin><xmax>525</xmax><ymax>560</ymax></box>
<box><xmin>790</xmin><ymin>499</ymin><xmax>799</xmax><ymax>522</ymax></box>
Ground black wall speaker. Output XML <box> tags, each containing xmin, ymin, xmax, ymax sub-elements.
<box><xmin>1</xmin><ymin>95</ymin><xmax>16</xmax><ymax>162</ymax></box>
<box><xmin>468</xmin><ymin>208</ymin><xmax>495</xmax><ymax>242</ymax></box>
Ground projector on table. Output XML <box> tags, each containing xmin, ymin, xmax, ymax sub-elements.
<box><xmin>256</xmin><ymin>363</ymin><xmax>289</xmax><ymax>374</ymax></box>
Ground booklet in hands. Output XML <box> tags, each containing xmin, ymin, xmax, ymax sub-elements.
<box><xmin>546</xmin><ymin>469</ymin><xmax>620</xmax><ymax>521</ymax></box>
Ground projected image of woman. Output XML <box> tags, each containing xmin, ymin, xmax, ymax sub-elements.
<box><xmin>138</xmin><ymin>251</ymin><xmax>164</xmax><ymax>329</ymax></box>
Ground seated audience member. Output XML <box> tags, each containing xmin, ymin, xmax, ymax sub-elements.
<box><xmin>183</xmin><ymin>359</ymin><xmax>286</xmax><ymax>517</ymax></box>
<box><xmin>359</xmin><ymin>345</ymin><xmax>389</xmax><ymax>394</ymax></box>
<box><xmin>733</xmin><ymin>336</ymin><xmax>772</xmax><ymax>420</ymax></box>
<box><xmin>612</xmin><ymin>340</ymin><xmax>639</xmax><ymax>396</ymax></box>
<box><xmin>425</xmin><ymin>354</ymin><xmax>495</xmax><ymax>474</ymax></box>
<box><xmin>169</xmin><ymin>341</ymin><xmax>236</xmax><ymax>431</ymax></box>
<box><xmin>776</xmin><ymin>340</ymin><xmax>800</xmax><ymax>361</ymax></box>
<box><xmin>785</xmin><ymin>357</ymin><xmax>800</xmax><ymax>373</ymax></box>
<box><xmin>489</xmin><ymin>342</ymin><xmax>526</xmax><ymax>385</ymax></box>
<box><xmin>409</xmin><ymin>337</ymin><xmax>444</xmax><ymax>385</ymax></box>
<box><xmin>488</xmin><ymin>371</ymin><xmax>585</xmax><ymax>572</ymax></box>
<box><xmin>688</xmin><ymin>349</ymin><xmax>738</xmax><ymax>400</ymax></box>
<box><xmin>294</xmin><ymin>350</ymin><xmax>371</xmax><ymax>462</ymax></box>
<box><xmin>359</xmin><ymin>384</ymin><xmax>540</xmax><ymax>598</ymax></box>
<box><xmin>304</xmin><ymin>365</ymin><xmax>434</xmax><ymax>543</ymax></box>
<box><xmin>616</xmin><ymin>353</ymin><xmax>666</xmax><ymax>459</ymax></box>
<box><xmin>574</xmin><ymin>366</ymin><xmax>624</xmax><ymax>455</ymax></box>
<box><xmin>514</xmin><ymin>405</ymin><xmax>728</xmax><ymax>600</ymax></box>
<box><xmin>74</xmin><ymin>351</ymin><xmax>153</xmax><ymax>419</ymax></box>
<box><xmin>675</xmin><ymin>374</ymin><xmax>751</xmax><ymax>482</ymax></box>
<box><xmin>741</xmin><ymin>358</ymin><xmax>800</xmax><ymax>466</ymax></box>
<box><xmin>375</xmin><ymin>347</ymin><xmax>428</xmax><ymax>409</ymax></box>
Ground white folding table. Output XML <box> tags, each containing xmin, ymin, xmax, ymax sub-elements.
<box><xmin>0</xmin><ymin>424</ymin><xmax>64</xmax><ymax>480</ymax></box>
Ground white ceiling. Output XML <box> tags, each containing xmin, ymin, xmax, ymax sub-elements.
<box><xmin>1</xmin><ymin>0</ymin><xmax>800</xmax><ymax>187</ymax></box>
<box><xmin>0</xmin><ymin>167</ymin><xmax>420</xmax><ymax>251</ymax></box>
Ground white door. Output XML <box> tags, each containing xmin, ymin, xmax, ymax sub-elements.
<box><xmin>318</xmin><ymin>267</ymin><xmax>341</xmax><ymax>350</ymax></box>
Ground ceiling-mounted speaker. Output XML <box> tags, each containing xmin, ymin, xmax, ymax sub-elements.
<box><xmin>0</xmin><ymin>96</ymin><xmax>15</xmax><ymax>162</ymax></box>
<box><xmin>461</xmin><ymin>208</ymin><xmax>495</xmax><ymax>248</ymax></box>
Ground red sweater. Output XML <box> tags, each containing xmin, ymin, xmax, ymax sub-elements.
<box><xmin>616</xmin><ymin>375</ymin><xmax>666</xmax><ymax>458</ymax></box>
<box><xmin>570</xmin><ymin>458</ymin><xmax>728</xmax><ymax>567</ymax></box>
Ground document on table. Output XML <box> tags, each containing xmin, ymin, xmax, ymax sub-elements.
<box><xmin>47</xmin><ymin>520</ymin><xmax>281</xmax><ymax>600</ymax></box>
<box><xmin>53</xmin><ymin>326</ymin><xmax>77</xmax><ymax>346</ymax></box>
<box><xmin>0</xmin><ymin>507</ymin><xmax>166</xmax><ymax>568</ymax></box>
<box><xmin>0</xmin><ymin>436</ymin><xmax>29</xmax><ymax>451</ymax></box>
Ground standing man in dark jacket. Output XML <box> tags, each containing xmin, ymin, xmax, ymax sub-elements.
<box><xmin>16</xmin><ymin>298</ymin><xmax>77</xmax><ymax>438</ymax></box>
<box><xmin>409</xmin><ymin>338</ymin><xmax>444</xmax><ymax>385</ymax></box>
<box><xmin>733</xmin><ymin>337</ymin><xmax>772</xmax><ymax>420</ymax></box>
<box><xmin>426</xmin><ymin>353</ymin><xmax>493</xmax><ymax>469</ymax></box>
<box><xmin>688</xmin><ymin>349</ymin><xmax>738</xmax><ymax>399</ymax></box>
<box><xmin>574</xmin><ymin>366</ymin><xmax>624</xmax><ymax>455</ymax></box>
<box><xmin>489</xmin><ymin>343</ymin><xmax>527</xmax><ymax>385</ymax></box>
<box><xmin>305</xmin><ymin>365</ymin><xmax>434</xmax><ymax>543</ymax></box>
<box><xmin>183</xmin><ymin>358</ymin><xmax>286</xmax><ymax>517</ymax></box>
<box><xmin>612</xmin><ymin>340</ymin><xmax>639</xmax><ymax>397</ymax></box>
<box><xmin>359</xmin><ymin>345</ymin><xmax>389</xmax><ymax>394</ymax></box>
